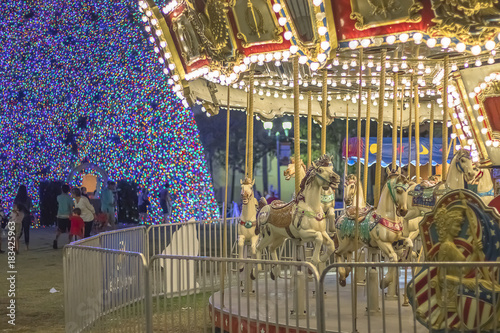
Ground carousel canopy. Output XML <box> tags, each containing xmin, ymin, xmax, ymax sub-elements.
<box><xmin>138</xmin><ymin>0</ymin><xmax>500</xmax><ymax>164</ymax></box>
<box><xmin>344</xmin><ymin>137</ymin><xmax>453</xmax><ymax>167</ymax></box>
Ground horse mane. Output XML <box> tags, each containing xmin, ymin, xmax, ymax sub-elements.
<box><xmin>346</xmin><ymin>174</ymin><xmax>357</xmax><ymax>183</ymax></box>
<box><xmin>454</xmin><ymin>149</ymin><xmax>472</xmax><ymax>161</ymax></box>
<box><xmin>241</xmin><ymin>177</ymin><xmax>253</xmax><ymax>185</ymax></box>
<box><xmin>296</xmin><ymin>154</ymin><xmax>335</xmax><ymax>200</ymax></box>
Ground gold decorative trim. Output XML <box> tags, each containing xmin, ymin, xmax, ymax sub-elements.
<box><xmin>429</xmin><ymin>0</ymin><xmax>500</xmax><ymax>44</ymax></box>
<box><xmin>171</xmin><ymin>12</ymin><xmax>203</xmax><ymax>67</ymax></box>
<box><xmin>454</xmin><ymin>74</ymin><xmax>490</xmax><ymax>162</ymax></box>
<box><xmin>349</xmin><ymin>0</ymin><xmax>423</xmax><ymax>31</ymax></box>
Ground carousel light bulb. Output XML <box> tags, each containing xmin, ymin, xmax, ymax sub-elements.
<box><xmin>441</xmin><ymin>37</ymin><xmax>451</xmax><ymax>48</ymax></box>
<box><xmin>299</xmin><ymin>55</ymin><xmax>308</xmax><ymax>64</ymax></box>
<box><xmin>313</xmin><ymin>0</ymin><xmax>322</xmax><ymax>6</ymax></box>
<box><xmin>425</xmin><ymin>66</ymin><xmax>431</xmax><ymax>74</ymax></box>
<box><xmin>333</xmin><ymin>58</ymin><xmax>340</xmax><ymax>66</ymax></box>
<box><xmin>320</xmin><ymin>41</ymin><xmax>330</xmax><ymax>51</ymax></box>
<box><xmin>250</xmin><ymin>54</ymin><xmax>258</xmax><ymax>63</ymax></box>
<box><xmin>386</xmin><ymin>35</ymin><xmax>396</xmax><ymax>45</ymax></box>
<box><xmin>473</xmin><ymin>104</ymin><xmax>480</xmax><ymax>111</ymax></box>
<box><xmin>481</xmin><ymin>82</ymin><xmax>487</xmax><ymax>90</ymax></box>
<box><xmin>272</xmin><ymin>3</ymin><xmax>281</xmax><ymax>12</ymax></box>
<box><xmin>471</xmin><ymin>45</ymin><xmax>481</xmax><ymax>55</ymax></box>
<box><xmin>317</xmin><ymin>53</ymin><xmax>327</xmax><ymax>62</ymax></box>
<box><xmin>413</xmin><ymin>32</ymin><xmax>423</xmax><ymax>44</ymax></box>
<box><xmin>427</xmin><ymin>38</ymin><xmax>437</xmax><ymax>48</ymax></box>
<box><xmin>278</xmin><ymin>17</ymin><xmax>287</xmax><ymax>26</ymax></box>
<box><xmin>351</xmin><ymin>59</ymin><xmax>357</xmax><ymax>67</ymax></box>
<box><xmin>342</xmin><ymin>62</ymin><xmax>348</xmax><ymax>70</ymax></box>
<box><xmin>361</xmin><ymin>38</ymin><xmax>371</xmax><ymax>47</ymax></box>
<box><xmin>451</xmin><ymin>63</ymin><xmax>458</xmax><ymax>71</ymax></box>
<box><xmin>486</xmin><ymin>40</ymin><xmax>496</xmax><ymax>51</ymax></box>
<box><xmin>290</xmin><ymin>45</ymin><xmax>299</xmax><ymax>54</ymax></box>
<box><xmin>418</xmin><ymin>62</ymin><xmax>424</xmax><ymax>70</ymax></box>
<box><xmin>346</xmin><ymin>80</ymin><xmax>352</xmax><ymax>87</ymax></box>
<box><xmin>392</xmin><ymin>65</ymin><xmax>399</xmax><ymax>72</ymax></box>
<box><xmin>494</xmin><ymin>141</ymin><xmax>500</xmax><ymax>147</ymax></box>
<box><xmin>349</xmin><ymin>40</ymin><xmax>359</xmax><ymax>49</ymax></box>
<box><xmin>367</xmin><ymin>60</ymin><xmax>374</xmax><ymax>68</ymax></box>
<box><xmin>481</xmin><ymin>127</ymin><xmax>488</xmax><ymax>134</ymax></box>
<box><xmin>310</xmin><ymin>62</ymin><xmax>320</xmax><ymax>71</ymax></box>
<box><xmin>257</xmin><ymin>54</ymin><xmax>265</xmax><ymax>62</ymax></box>
<box><xmin>478</xmin><ymin>115</ymin><xmax>484</xmax><ymax>122</ymax></box>
<box><xmin>476</xmin><ymin>59</ymin><xmax>482</xmax><ymax>66</ymax></box>
<box><xmin>146</xmin><ymin>10</ymin><xmax>152</xmax><ymax>16</ymax></box>
<box><xmin>399</xmin><ymin>33</ymin><xmax>409</xmax><ymax>43</ymax></box>
<box><xmin>489</xmin><ymin>57</ymin><xmax>495</xmax><ymax>64</ymax></box>
<box><xmin>486</xmin><ymin>140</ymin><xmax>493</xmax><ymax>146</ymax></box>
<box><xmin>451</xmin><ymin>133</ymin><xmax>457</xmax><ymax>139</ymax></box>
<box><xmin>455</xmin><ymin>123</ymin><xmax>461</xmax><ymax>129</ymax></box>
<box><xmin>318</xmin><ymin>26</ymin><xmax>327</xmax><ymax>36</ymax></box>
<box><xmin>274</xmin><ymin>92</ymin><xmax>279</xmax><ymax>98</ymax></box>
<box><xmin>464</xmin><ymin>60</ymin><xmax>469</xmax><ymax>68</ymax></box>
<box><xmin>284</xmin><ymin>31</ymin><xmax>293</xmax><ymax>40</ymax></box>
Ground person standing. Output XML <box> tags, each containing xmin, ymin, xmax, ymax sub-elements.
<box><xmin>72</xmin><ymin>188</ymin><xmax>95</xmax><ymax>237</ymax></box>
<box><xmin>138</xmin><ymin>187</ymin><xmax>150</xmax><ymax>224</ymax></box>
<box><xmin>81</xmin><ymin>187</ymin><xmax>90</xmax><ymax>199</ymax></box>
<box><xmin>14</xmin><ymin>185</ymin><xmax>32</xmax><ymax>251</ymax></box>
<box><xmin>101</xmin><ymin>181</ymin><xmax>117</xmax><ymax>229</ymax></box>
<box><xmin>159</xmin><ymin>183</ymin><xmax>172</xmax><ymax>223</ymax></box>
<box><xmin>53</xmin><ymin>184</ymin><xmax>74</xmax><ymax>249</ymax></box>
<box><xmin>69</xmin><ymin>208</ymin><xmax>85</xmax><ymax>242</ymax></box>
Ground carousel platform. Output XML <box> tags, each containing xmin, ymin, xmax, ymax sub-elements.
<box><xmin>209</xmin><ymin>269</ymin><xmax>427</xmax><ymax>333</ymax></box>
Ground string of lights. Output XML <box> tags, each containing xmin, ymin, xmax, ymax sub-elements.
<box><xmin>0</xmin><ymin>0</ymin><xmax>219</xmax><ymax>224</ymax></box>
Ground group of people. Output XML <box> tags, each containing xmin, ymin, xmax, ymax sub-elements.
<box><xmin>137</xmin><ymin>183</ymin><xmax>173</xmax><ymax>223</ymax></box>
<box><xmin>53</xmin><ymin>181</ymin><xmax>117</xmax><ymax>249</ymax></box>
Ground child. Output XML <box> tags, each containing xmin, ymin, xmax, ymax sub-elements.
<box><xmin>69</xmin><ymin>208</ymin><xmax>85</xmax><ymax>242</ymax></box>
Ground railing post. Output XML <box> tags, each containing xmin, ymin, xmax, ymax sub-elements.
<box><xmin>144</xmin><ymin>258</ymin><xmax>153</xmax><ymax>333</ymax></box>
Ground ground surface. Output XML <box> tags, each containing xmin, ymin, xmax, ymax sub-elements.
<box><xmin>0</xmin><ymin>227</ymin><xmax>68</xmax><ymax>332</ymax></box>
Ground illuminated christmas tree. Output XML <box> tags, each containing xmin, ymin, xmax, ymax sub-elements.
<box><xmin>0</xmin><ymin>0</ymin><xmax>219</xmax><ymax>223</ymax></box>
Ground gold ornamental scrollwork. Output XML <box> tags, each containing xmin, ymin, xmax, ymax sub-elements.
<box><xmin>349</xmin><ymin>0</ymin><xmax>423</xmax><ymax>31</ymax></box>
<box><xmin>429</xmin><ymin>0</ymin><xmax>500</xmax><ymax>44</ymax></box>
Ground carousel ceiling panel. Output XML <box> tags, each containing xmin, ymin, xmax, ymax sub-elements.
<box><xmin>189</xmin><ymin>78</ymin><xmax>443</xmax><ymax>126</ymax></box>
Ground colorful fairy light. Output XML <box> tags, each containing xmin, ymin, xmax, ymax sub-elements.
<box><xmin>0</xmin><ymin>0</ymin><xmax>219</xmax><ymax>224</ymax></box>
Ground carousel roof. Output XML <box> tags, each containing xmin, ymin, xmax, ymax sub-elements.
<box><xmin>138</xmin><ymin>0</ymin><xmax>500</xmax><ymax>164</ymax></box>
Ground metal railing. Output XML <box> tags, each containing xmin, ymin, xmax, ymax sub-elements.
<box><xmin>64</xmin><ymin>213</ymin><xmax>500</xmax><ymax>333</ymax></box>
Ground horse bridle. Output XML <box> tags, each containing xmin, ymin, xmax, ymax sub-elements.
<box><xmin>387</xmin><ymin>178</ymin><xmax>409</xmax><ymax>205</ymax></box>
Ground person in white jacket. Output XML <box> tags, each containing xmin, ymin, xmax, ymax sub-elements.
<box><xmin>71</xmin><ymin>187</ymin><xmax>95</xmax><ymax>237</ymax></box>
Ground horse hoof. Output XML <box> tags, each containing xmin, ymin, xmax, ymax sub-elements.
<box><xmin>270</xmin><ymin>271</ymin><xmax>276</xmax><ymax>281</ymax></box>
<box><xmin>239</xmin><ymin>267</ymin><xmax>244</xmax><ymax>273</ymax></box>
<box><xmin>250</xmin><ymin>271</ymin><xmax>256</xmax><ymax>280</ymax></box>
<box><xmin>380</xmin><ymin>279</ymin><xmax>391</xmax><ymax>289</ymax></box>
<box><xmin>339</xmin><ymin>279</ymin><xmax>346</xmax><ymax>287</ymax></box>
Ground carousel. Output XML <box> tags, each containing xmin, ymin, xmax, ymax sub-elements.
<box><xmin>138</xmin><ymin>0</ymin><xmax>500</xmax><ymax>331</ymax></box>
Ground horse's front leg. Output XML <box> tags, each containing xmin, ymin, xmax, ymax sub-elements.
<box><xmin>374</xmin><ymin>239</ymin><xmax>398</xmax><ymax>289</ymax></box>
<box><xmin>250</xmin><ymin>234</ymin><xmax>261</xmax><ymax>275</ymax></box>
<box><xmin>320</xmin><ymin>231</ymin><xmax>335</xmax><ymax>262</ymax></box>
<box><xmin>326</xmin><ymin>207</ymin><xmax>336</xmax><ymax>236</ymax></box>
<box><xmin>300</xmin><ymin>230</ymin><xmax>323</xmax><ymax>266</ymax></box>
<box><xmin>238</xmin><ymin>234</ymin><xmax>245</xmax><ymax>272</ymax></box>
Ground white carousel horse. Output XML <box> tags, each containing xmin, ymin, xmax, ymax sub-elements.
<box><xmin>467</xmin><ymin>167</ymin><xmax>494</xmax><ymax>205</ymax></box>
<box><xmin>343</xmin><ymin>174</ymin><xmax>367</xmax><ymax>209</ymax></box>
<box><xmin>237</xmin><ymin>178</ymin><xmax>260</xmax><ymax>272</ymax></box>
<box><xmin>257</xmin><ymin>154</ymin><xmax>341</xmax><ymax>279</ymax></box>
<box><xmin>334</xmin><ymin>173</ymin><xmax>410</xmax><ymax>288</ymax></box>
<box><xmin>403</xmin><ymin>149</ymin><xmax>478</xmax><ymax>245</ymax></box>
<box><xmin>284</xmin><ymin>157</ymin><xmax>337</xmax><ymax>236</ymax></box>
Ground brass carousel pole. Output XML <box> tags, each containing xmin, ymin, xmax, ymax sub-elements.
<box><xmin>428</xmin><ymin>102</ymin><xmax>435</xmax><ymax>178</ymax></box>
<box><xmin>344</xmin><ymin>103</ymin><xmax>349</xmax><ymax>199</ymax></box>
<box><xmin>408</xmin><ymin>81</ymin><xmax>413</xmax><ymax>180</ymax></box>
<box><xmin>374</xmin><ymin>49</ymin><xmax>387</xmax><ymax>206</ymax></box>
<box><xmin>245</xmin><ymin>92</ymin><xmax>250</xmax><ymax>177</ymax></box>
<box><xmin>392</xmin><ymin>74</ymin><xmax>399</xmax><ymax>170</ymax></box>
<box><xmin>353</xmin><ymin>48</ymin><xmax>363</xmax><ymax>332</ymax></box>
<box><xmin>321</xmin><ymin>69</ymin><xmax>328</xmax><ymax>155</ymax></box>
<box><xmin>293</xmin><ymin>57</ymin><xmax>300</xmax><ymax>195</ymax></box>
<box><xmin>308</xmin><ymin>91</ymin><xmax>312</xmax><ymax>167</ymax></box>
<box><xmin>442</xmin><ymin>56</ymin><xmax>449</xmax><ymax>180</ymax></box>
<box><xmin>399</xmin><ymin>89</ymin><xmax>404</xmax><ymax>172</ymax></box>
<box><xmin>363</xmin><ymin>86</ymin><xmax>371</xmax><ymax>202</ymax></box>
<box><xmin>414</xmin><ymin>78</ymin><xmax>420</xmax><ymax>184</ymax></box>
<box><xmin>221</xmin><ymin>83</ymin><xmax>231</xmax><ymax>307</ymax></box>
<box><xmin>248</xmin><ymin>71</ymin><xmax>255</xmax><ymax>180</ymax></box>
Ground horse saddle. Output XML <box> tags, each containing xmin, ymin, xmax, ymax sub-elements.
<box><xmin>345</xmin><ymin>206</ymin><xmax>374</xmax><ymax>222</ymax></box>
<box><xmin>409</xmin><ymin>183</ymin><xmax>447</xmax><ymax>207</ymax></box>
<box><xmin>265</xmin><ymin>200</ymin><xmax>295</xmax><ymax>228</ymax></box>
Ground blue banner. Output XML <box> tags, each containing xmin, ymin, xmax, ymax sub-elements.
<box><xmin>348</xmin><ymin>137</ymin><xmax>453</xmax><ymax>167</ymax></box>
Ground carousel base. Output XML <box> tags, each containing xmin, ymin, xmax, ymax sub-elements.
<box><xmin>208</xmin><ymin>269</ymin><xmax>427</xmax><ymax>333</ymax></box>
